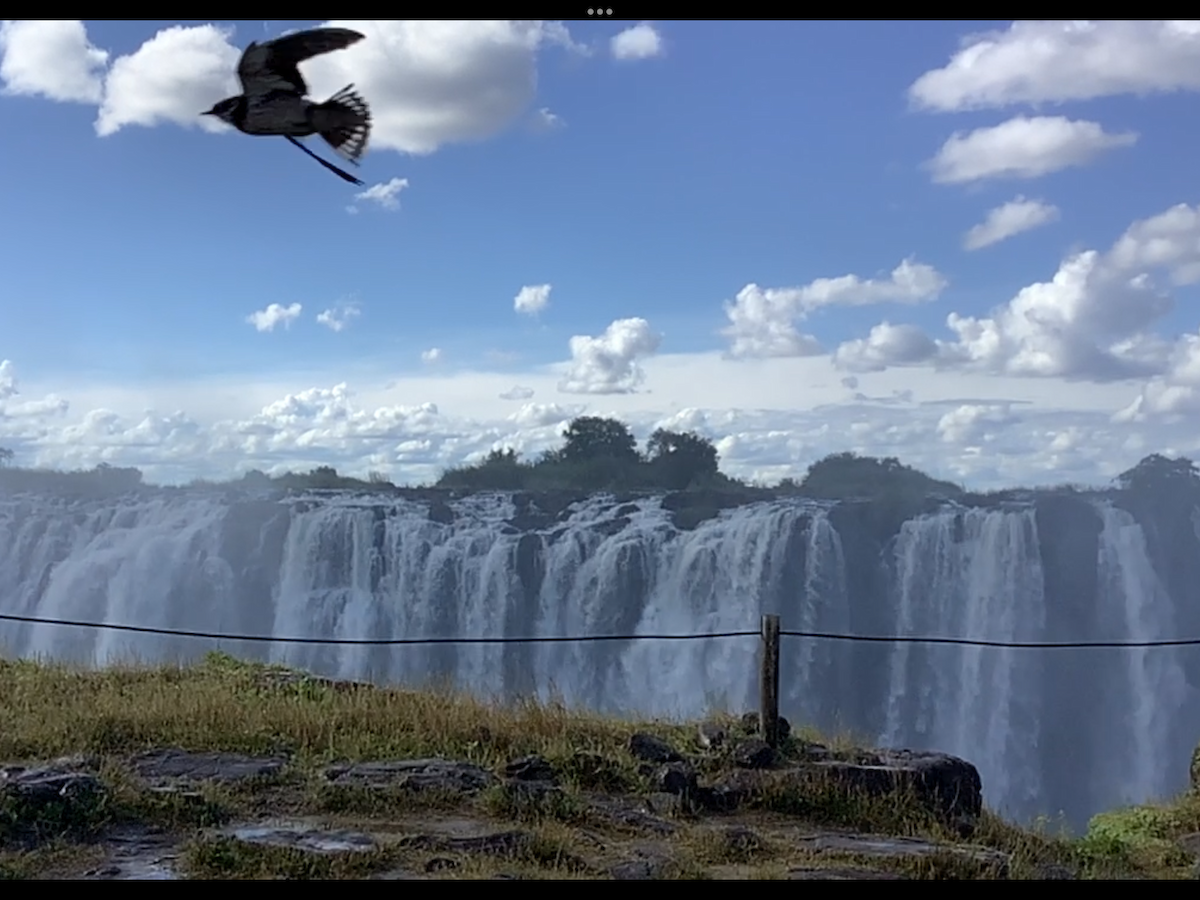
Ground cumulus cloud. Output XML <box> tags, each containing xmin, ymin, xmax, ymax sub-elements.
<box><xmin>722</xmin><ymin>258</ymin><xmax>947</xmax><ymax>358</ymax></box>
<box><xmin>3</xmin><ymin>351</ymin><xmax>1198</xmax><ymax>490</ymax></box>
<box><xmin>909</xmin><ymin>20</ymin><xmax>1200</xmax><ymax>112</ymax></box>
<box><xmin>421</xmin><ymin>347</ymin><xmax>442</xmax><ymax>364</ymax></box>
<box><xmin>8</xmin><ymin>20</ymin><xmax>584</xmax><ymax>155</ymax></box>
<box><xmin>514</xmin><ymin>283</ymin><xmax>551</xmax><ymax>315</ymax></box>
<box><xmin>499</xmin><ymin>385</ymin><xmax>535</xmax><ymax>400</ymax></box>
<box><xmin>507</xmin><ymin>401</ymin><xmax>583</xmax><ymax>428</ymax></box>
<box><xmin>350</xmin><ymin>177</ymin><xmax>409</xmax><ymax>212</ymax></box>
<box><xmin>97</xmin><ymin>24</ymin><xmax>240</xmax><ymax>136</ymax></box>
<box><xmin>300</xmin><ymin>20</ymin><xmax>585</xmax><ymax>154</ymax></box>
<box><xmin>0</xmin><ymin>20</ymin><xmax>108</xmax><ymax>104</ymax></box>
<box><xmin>316</xmin><ymin>305</ymin><xmax>361</xmax><ymax>332</ymax></box>
<box><xmin>558</xmin><ymin>318</ymin><xmax>662</xmax><ymax>394</ymax></box>
<box><xmin>964</xmin><ymin>196</ymin><xmax>1061</xmax><ymax>250</ymax></box>
<box><xmin>844</xmin><ymin>201</ymin><xmax>1200</xmax><ymax>389</ymax></box>
<box><xmin>928</xmin><ymin>116</ymin><xmax>1137</xmax><ymax>184</ymax></box>
<box><xmin>246</xmin><ymin>303</ymin><xmax>302</xmax><ymax>332</ymax></box>
<box><xmin>936</xmin><ymin>403</ymin><xmax>1019</xmax><ymax>444</ymax></box>
<box><xmin>611</xmin><ymin>23</ymin><xmax>663</xmax><ymax>60</ymax></box>
<box><xmin>833</xmin><ymin>322</ymin><xmax>939</xmax><ymax>373</ymax></box>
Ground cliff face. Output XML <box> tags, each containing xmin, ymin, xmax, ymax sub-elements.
<box><xmin>1</xmin><ymin>480</ymin><xmax>1198</xmax><ymax>830</ymax></box>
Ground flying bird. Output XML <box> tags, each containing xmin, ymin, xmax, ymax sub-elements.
<box><xmin>202</xmin><ymin>27</ymin><xmax>372</xmax><ymax>186</ymax></box>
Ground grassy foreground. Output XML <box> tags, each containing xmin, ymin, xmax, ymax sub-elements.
<box><xmin>0</xmin><ymin>653</ymin><xmax>1197</xmax><ymax>880</ymax></box>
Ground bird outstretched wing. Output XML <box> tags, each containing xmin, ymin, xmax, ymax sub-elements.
<box><xmin>237</xmin><ymin>27</ymin><xmax>365</xmax><ymax>98</ymax></box>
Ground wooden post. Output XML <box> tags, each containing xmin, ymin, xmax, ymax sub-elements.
<box><xmin>759</xmin><ymin>613</ymin><xmax>781</xmax><ymax>748</ymax></box>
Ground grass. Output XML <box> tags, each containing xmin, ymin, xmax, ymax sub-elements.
<box><xmin>0</xmin><ymin>651</ymin><xmax>1196</xmax><ymax>879</ymax></box>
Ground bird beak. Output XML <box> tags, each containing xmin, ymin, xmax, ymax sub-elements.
<box><xmin>201</xmin><ymin>109</ymin><xmax>215</xmax><ymax>116</ymax></box>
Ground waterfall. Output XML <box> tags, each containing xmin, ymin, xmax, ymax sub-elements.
<box><xmin>1</xmin><ymin>487</ymin><xmax>1197</xmax><ymax>828</ymax></box>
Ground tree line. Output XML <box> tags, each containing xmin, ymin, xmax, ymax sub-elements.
<box><xmin>0</xmin><ymin>418</ymin><xmax>1197</xmax><ymax>500</ymax></box>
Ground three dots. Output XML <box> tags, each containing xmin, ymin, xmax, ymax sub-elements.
<box><xmin>588</xmin><ymin>9</ymin><xmax>614</xmax><ymax>14</ymax></box>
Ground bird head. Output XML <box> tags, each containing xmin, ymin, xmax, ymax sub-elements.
<box><xmin>201</xmin><ymin>97</ymin><xmax>240</xmax><ymax>125</ymax></box>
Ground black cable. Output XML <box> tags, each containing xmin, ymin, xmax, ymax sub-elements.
<box><xmin>0</xmin><ymin>612</ymin><xmax>755</xmax><ymax>645</ymax></box>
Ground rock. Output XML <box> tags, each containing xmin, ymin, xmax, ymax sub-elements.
<box><xmin>1033</xmin><ymin>863</ymin><xmax>1076</xmax><ymax>879</ymax></box>
<box><xmin>697</xmin><ymin>722</ymin><xmax>727</xmax><ymax>750</ymax></box>
<box><xmin>505</xmin><ymin>754</ymin><xmax>556</xmax><ymax>783</ymax></box>
<box><xmin>629</xmin><ymin>733</ymin><xmax>684</xmax><ymax>764</ymax></box>
<box><xmin>79</xmin><ymin>825</ymin><xmax>180</xmax><ymax>881</ymax></box>
<box><xmin>0</xmin><ymin>759</ymin><xmax>104</xmax><ymax>807</ymax></box>
<box><xmin>732</xmin><ymin>738</ymin><xmax>777</xmax><ymax>769</ymax></box>
<box><xmin>1192</xmin><ymin>744</ymin><xmax>1200</xmax><ymax>792</ymax></box>
<box><xmin>695</xmin><ymin>781</ymin><xmax>747</xmax><ymax>813</ymax></box>
<box><xmin>0</xmin><ymin>758</ymin><xmax>106</xmax><ymax>841</ymax></box>
<box><xmin>739</xmin><ymin>711</ymin><xmax>791</xmax><ymax>742</ymax></box>
<box><xmin>788</xmin><ymin>866</ymin><xmax>907</xmax><ymax>880</ymax></box>
<box><xmin>400</xmin><ymin>829</ymin><xmax>532</xmax><ymax>856</ymax></box>
<box><xmin>427</xmin><ymin>501</ymin><xmax>456</xmax><ymax>525</ymax></box>
<box><xmin>644</xmin><ymin>792</ymin><xmax>688</xmax><ymax>818</ymax></box>
<box><xmin>719</xmin><ymin>825</ymin><xmax>765</xmax><ymax>857</ymax></box>
<box><xmin>821</xmin><ymin>749</ymin><xmax>984</xmax><ymax>828</ymax></box>
<box><xmin>610</xmin><ymin>858</ymin><xmax>663</xmax><ymax>880</ymax></box>
<box><xmin>794</xmin><ymin>832</ymin><xmax>1008</xmax><ymax>878</ymax></box>
<box><xmin>424</xmin><ymin>856</ymin><xmax>459</xmax><ymax>872</ymax></box>
<box><xmin>654</xmin><ymin>761</ymin><xmax>697</xmax><ymax>796</ymax></box>
<box><xmin>583</xmin><ymin>795</ymin><xmax>676</xmax><ymax>834</ymax></box>
<box><xmin>323</xmin><ymin>758</ymin><xmax>495</xmax><ymax>794</ymax></box>
<box><xmin>129</xmin><ymin>749</ymin><xmax>286</xmax><ymax>786</ymax></box>
<box><xmin>223</xmin><ymin>824</ymin><xmax>377</xmax><ymax>854</ymax></box>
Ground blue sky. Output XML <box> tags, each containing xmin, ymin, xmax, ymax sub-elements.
<box><xmin>2</xmin><ymin>19</ymin><xmax>1200</xmax><ymax>487</ymax></box>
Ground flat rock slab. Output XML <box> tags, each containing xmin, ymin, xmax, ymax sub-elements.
<box><xmin>323</xmin><ymin>758</ymin><xmax>495</xmax><ymax>794</ymax></box>
<box><xmin>789</xmin><ymin>865</ymin><xmax>907</xmax><ymax>880</ymax></box>
<box><xmin>79</xmin><ymin>826</ymin><xmax>180</xmax><ymax>880</ymax></box>
<box><xmin>795</xmin><ymin>832</ymin><xmax>1008</xmax><ymax>876</ymax></box>
<box><xmin>399</xmin><ymin>829</ymin><xmax>532</xmax><ymax>856</ymax></box>
<box><xmin>223</xmin><ymin>823</ymin><xmax>378</xmax><ymax>854</ymax></box>
<box><xmin>0</xmin><ymin>759</ymin><xmax>103</xmax><ymax>806</ymax></box>
<box><xmin>129</xmin><ymin>749</ymin><xmax>287</xmax><ymax>785</ymax></box>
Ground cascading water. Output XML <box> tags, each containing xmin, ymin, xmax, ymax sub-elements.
<box><xmin>882</xmin><ymin>507</ymin><xmax>1047</xmax><ymax>820</ymax></box>
<box><xmin>1</xmin><ymin>487</ymin><xmax>1197</xmax><ymax>829</ymax></box>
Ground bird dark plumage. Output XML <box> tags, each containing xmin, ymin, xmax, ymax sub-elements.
<box><xmin>201</xmin><ymin>27</ymin><xmax>372</xmax><ymax>186</ymax></box>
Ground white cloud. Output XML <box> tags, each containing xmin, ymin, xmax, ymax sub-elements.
<box><xmin>558</xmin><ymin>317</ymin><xmax>662</xmax><ymax>394</ymax></box>
<box><xmin>909</xmin><ymin>20</ymin><xmax>1200</xmax><ymax>113</ymax></box>
<box><xmin>499</xmin><ymin>385</ymin><xmax>535</xmax><ymax>400</ymax></box>
<box><xmin>300</xmin><ymin>20</ymin><xmax>585</xmax><ymax>154</ymax></box>
<box><xmin>507</xmin><ymin>401</ymin><xmax>583</xmax><ymax>428</ymax></box>
<box><xmin>611</xmin><ymin>23</ymin><xmax>663</xmax><ymax>61</ymax></box>
<box><xmin>0</xmin><ymin>20</ymin><xmax>108</xmax><ymax>104</ymax></box>
<box><xmin>514</xmin><ymin>283</ymin><xmax>552</xmax><ymax>315</ymax></box>
<box><xmin>96</xmin><ymin>24</ymin><xmax>240</xmax><ymax>136</ymax></box>
<box><xmin>964</xmin><ymin>196</ymin><xmax>1061</xmax><ymax>250</ymax></box>
<box><xmin>843</xmin><ymin>201</ymin><xmax>1200</xmax><ymax>388</ymax></box>
<box><xmin>936</xmin><ymin>403</ymin><xmax>1019</xmax><ymax>444</ymax></box>
<box><xmin>421</xmin><ymin>347</ymin><xmax>442</xmax><ymax>364</ymax></box>
<box><xmin>3</xmin><ymin>351</ymin><xmax>1196</xmax><ymax>491</ymax></box>
<box><xmin>316</xmin><ymin>305</ymin><xmax>361</xmax><ymax>332</ymax></box>
<box><xmin>928</xmin><ymin>116</ymin><xmax>1137</xmax><ymax>185</ymax></box>
<box><xmin>350</xmin><ymin>177</ymin><xmax>409</xmax><ymax>212</ymax></box>
<box><xmin>534</xmin><ymin>107</ymin><xmax>564</xmax><ymax>130</ymax></box>
<box><xmin>10</xmin><ymin>20</ymin><xmax>584</xmax><ymax>155</ymax></box>
<box><xmin>833</xmin><ymin>322</ymin><xmax>939</xmax><ymax>373</ymax></box>
<box><xmin>0</xmin><ymin>359</ymin><xmax>16</xmax><ymax>399</ymax></box>
<box><xmin>722</xmin><ymin>258</ymin><xmax>947</xmax><ymax>359</ymax></box>
<box><xmin>246</xmin><ymin>303</ymin><xmax>303</xmax><ymax>332</ymax></box>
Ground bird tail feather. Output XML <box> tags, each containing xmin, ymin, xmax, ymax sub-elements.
<box><xmin>313</xmin><ymin>84</ymin><xmax>371</xmax><ymax>165</ymax></box>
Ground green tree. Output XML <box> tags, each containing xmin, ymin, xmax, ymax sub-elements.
<box><xmin>1115</xmin><ymin>454</ymin><xmax>1200</xmax><ymax>492</ymax></box>
<box><xmin>645</xmin><ymin>428</ymin><xmax>719</xmax><ymax>489</ymax></box>
<box><xmin>560</xmin><ymin>416</ymin><xmax>639</xmax><ymax>465</ymax></box>
<box><xmin>798</xmin><ymin>452</ymin><xmax>961</xmax><ymax>500</ymax></box>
